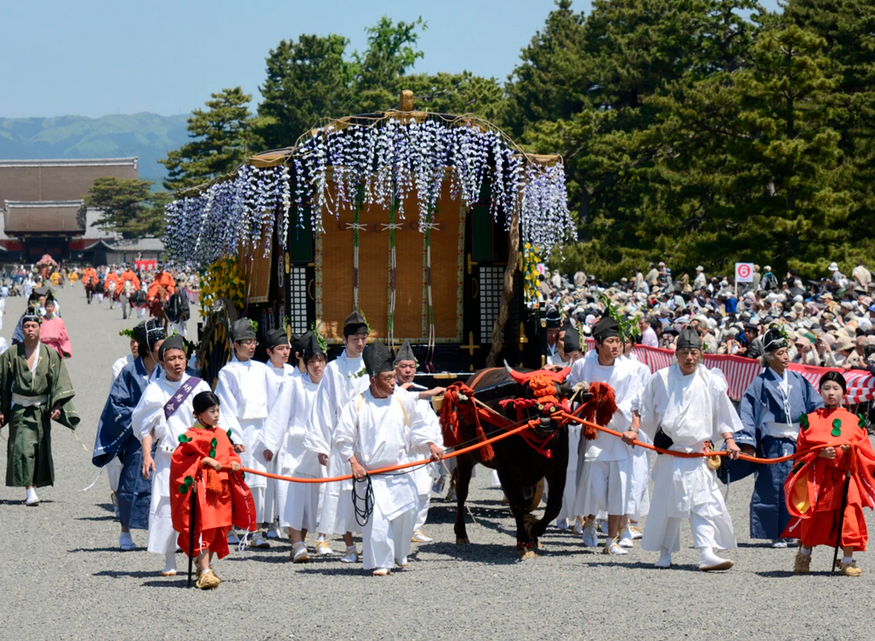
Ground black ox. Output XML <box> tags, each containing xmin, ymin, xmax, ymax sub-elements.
<box><xmin>439</xmin><ymin>366</ymin><xmax>590</xmax><ymax>559</ymax></box>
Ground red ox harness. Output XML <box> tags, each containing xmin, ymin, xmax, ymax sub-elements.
<box><xmin>440</xmin><ymin>367</ymin><xmax>618</xmax><ymax>459</ymax></box>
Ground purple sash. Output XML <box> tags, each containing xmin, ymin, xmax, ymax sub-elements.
<box><xmin>163</xmin><ymin>376</ymin><xmax>203</xmax><ymax>419</ymax></box>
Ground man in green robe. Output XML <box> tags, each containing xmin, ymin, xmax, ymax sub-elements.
<box><xmin>0</xmin><ymin>307</ymin><xmax>79</xmax><ymax>505</ymax></box>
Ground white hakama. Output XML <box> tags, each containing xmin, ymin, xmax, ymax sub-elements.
<box><xmin>265</xmin><ymin>363</ymin><xmax>297</xmax><ymax>526</ymax></box>
<box><xmin>638</xmin><ymin>364</ymin><xmax>742</xmax><ymax>553</ymax></box>
<box><xmin>263</xmin><ymin>375</ymin><xmax>323</xmax><ymax>532</ymax></box>
<box><xmin>305</xmin><ymin>351</ymin><xmax>369</xmax><ymax>535</ymax></box>
<box><xmin>132</xmin><ymin>372</ymin><xmax>211</xmax><ymax>555</ymax></box>
<box><xmin>626</xmin><ymin>355</ymin><xmax>654</xmax><ymax>521</ymax></box>
<box><xmin>214</xmin><ymin>357</ymin><xmax>271</xmax><ymax>523</ymax></box>
<box><xmin>334</xmin><ymin>389</ymin><xmax>436</xmax><ymax>571</ymax></box>
<box><xmin>569</xmin><ymin>353</ymin><xmax>643</xmax><ymax>517</ymax></box>
<box><xmin>395</xmin><ymin>384</ymin><xmax>444</xmax><ymax>531</ymax></box>
<box><xmin>556</xmin><ymin>423</ymin><xmax>581</xmax><ymax>523</ymax></box>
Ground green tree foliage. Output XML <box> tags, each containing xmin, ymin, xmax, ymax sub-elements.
<box><xmin>85</xmin><ymin>177</ymin><xmax>169</xmax><ymax>239</ymax></box>
<box><xmin>256</xmin><ymin>18</ymin><xmax>430</xmax><ymax>148</ymax></box>
<box><xmin>505</xmin><ymin>0</ymin><xmax>587</xmax><ymax>135</ymax></box>
<box><xmin>402</xmin><ymin>72</ymin><xmax>508</xmax><ymax>124</ymax></box>
<box><xmin>160</xmin><ymin>87</ymin><xmax>258</xmax><ymax>191</ymax></box>
<box><xmin>353</xmin><ymin>17</ymin><xmax>426</xmax><ymax>112</ymax></box>
<box><xmin>516</xmin><ymin>0</ymin><xmax>875</xmax><ymax>281</ymax></box>
<box><xmin>257</xmin><ymin>34</ymin><xmax>355</xmax><ymax>151</ymax></box>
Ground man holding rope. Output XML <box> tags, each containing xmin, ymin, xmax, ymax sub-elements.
<box><xmin>569</xmin><ymin>314</ymin><xmax>643</xmax><ymax>555</ymax></box>
<box><xmin>214</xmin><ymin>318</ymin><xmax>271</xmax><ymax>548</ymax></box>
<box><xmin>335</xmin><ymin>343</ymin><xmax>443</xmax><ymax>576</ymax></box>
<box><xmin>637</xmin><ymin>327</ymin><xmax>742</xmax><ymax>570</ymax></box>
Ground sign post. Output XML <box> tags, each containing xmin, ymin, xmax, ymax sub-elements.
<box><xmin>735</xmin><ymin>262</ymin><xmax>754</xmax><ymax>298</ymax></box>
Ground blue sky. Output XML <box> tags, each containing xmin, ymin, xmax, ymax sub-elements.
<box><xmin>2</xmin><ymin>0</ymin><xmax>781</xmax><ymax>119</ymax></box>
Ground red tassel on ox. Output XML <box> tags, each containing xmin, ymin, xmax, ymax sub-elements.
<box><xmin>577</xmin><ymin>381</ymin><xmax>618</xmax><ymax>439</ymax></box>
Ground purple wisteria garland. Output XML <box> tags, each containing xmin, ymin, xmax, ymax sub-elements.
<box><xmin>164</xmin><ymin>117</ymin><xmax>572</xmax><ymax>267</ymax></box>
<box><xmin>164</xmin><ymin>165</ymin><xmax>290</xmax><ymax>267</ymax></box>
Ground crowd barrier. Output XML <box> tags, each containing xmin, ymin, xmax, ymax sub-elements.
<box><xmin>582</xmin><ymin>339</ymin><xmax>875</xmax><ymax>404</ymax></box>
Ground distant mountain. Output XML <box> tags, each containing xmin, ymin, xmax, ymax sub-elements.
<box><xmin>0</xmin><ymin>113</ymin><xmax>190</xmax><ymax>185</ymax></box>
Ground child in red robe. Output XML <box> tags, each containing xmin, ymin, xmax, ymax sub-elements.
<box><xmin>783</xmin><ymin>371</ymin><xmax>875</xmax><ymax>576</ymax></box>
<box><xmin>170</xmin><ymin>391</ymin><xmax>256</xmax><ymax>589</ymax></box>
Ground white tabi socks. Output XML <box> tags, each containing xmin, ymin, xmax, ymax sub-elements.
<box><xmin>655</xmin><ymin>548</ymin><xmax>672</xmax><ymax>568</ymax></box>
<box><xmin>162</xmin><ymin>550</ymin><xmax>177</xmax><ymax>576</ymax></box>
<box><xmin>699</xmin><ymin>546</ymin><xmax>733</xmax><ymax>571</ymax></box>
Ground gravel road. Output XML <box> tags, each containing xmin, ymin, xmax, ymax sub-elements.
<box><xmin>1</xmin><ymin>285</ymin><xmax>873</xmax><ymax>641</ymax></box>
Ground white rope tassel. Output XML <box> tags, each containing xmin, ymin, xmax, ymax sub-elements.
<box><xmin>80</xmin><ymin>466</ymin><xmax>105</xmax><ymax>492</ymax></box>
<box><xmin>237</xmin><ymin>531</ymin><xmax>252</xmax><ymax>558</ymax></box>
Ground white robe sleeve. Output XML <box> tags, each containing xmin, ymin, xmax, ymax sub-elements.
<box><xmin>406</xmin><ymin>395</ymin><xmax>436</xmax><ymax>451</ymax></box>
<box><xmin>710</xmin><ymin>370</ymin><xmax>744</xmax><ymax>439</ymax></box>
<box><xmin>304</xmin><ymin>369</ymin><xmax>337</xmax><ymax>456</ymax></box>
<box><xmin>333</xmin><ymin>399</ymin><xmax>359</xmax><ymax>464</ymax></box>
<box><xmin>131</xmin><ymin>382</ymin><xmax>167</xmax><ymax>443</ymax></box>
<box><xmin>568</xmin><ymin>357</ymin><xmax>585</xmax><ymax>386</ymax></box>
<box><xmin>263</xmin><ymin>378</ymin><xmax>295</xmax><ymax>455</ymax></box>
<box><xmin>287</xmin><ymin>381</ymin><xmax>310</xmax><ymax>441</ymax></box>
<box><xmin>637</xmin><ymin>371</ymin><xmax>664</xmax><ymax>441</ymax></box>
<box><xmin>214</xmin><ymin>367</ymin><xmax>242</xmax><ymax>433</ymax></box>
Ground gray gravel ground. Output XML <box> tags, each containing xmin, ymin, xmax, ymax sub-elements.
<box><xmin>2</xmin><ymin>285</ymin><xmax>875</xmax><ymax>641</ymax></box>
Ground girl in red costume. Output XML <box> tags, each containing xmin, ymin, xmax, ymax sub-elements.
<box><xmin>170</xmin><ymin>391</ymin><xmax>256</xmax><ymax>589</ymax></box>
<box><xmin>784</xmin><ymin>371</ymin><xmax>875</xmax><ymax>576</ymax></box>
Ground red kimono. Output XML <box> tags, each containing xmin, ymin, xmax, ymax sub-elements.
<box><xmin>170</xmin><ymin>424</ymin><xmax>256</xmax><ymax>559</ymax></box>
<box><xmin>782</xmin><ymin>407</ymin><xmax>875</xmax><ymax>550</ymax></box>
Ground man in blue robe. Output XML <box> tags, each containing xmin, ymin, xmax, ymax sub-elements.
<box><xmin>732</xmin><ymin>327</ymin><xmax>822</xmax><ymax>547</ymax></box>
<box><xmin>92</xmin><ymin>319</ymin><xmax>165</xmax><ymax>550</ymax></box>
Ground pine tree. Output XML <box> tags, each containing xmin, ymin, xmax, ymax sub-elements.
<box><xmin>160</xmin><ymin>88</ymin><xmax>257</xmax><ymax>191</ymax></box>
<box><xmin>256</xmin><ymin>34</ymin><xmax>355</xmax><ymax>151</ymax></box>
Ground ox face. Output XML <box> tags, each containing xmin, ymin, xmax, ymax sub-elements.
<box><xmin>504</xmin><ymin>367</ymin><xmax>573</xmax><ymax>434</ymax></box>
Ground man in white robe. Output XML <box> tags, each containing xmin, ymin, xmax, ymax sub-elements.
<box><xmin>214</xmin><ymin>317</ymin><xmax>272</xmax><ymax>548</ymax></box>
<box><xmin>623</xmin><ymin>335</ymin><xmax>653</xmax><ymax>547</ymax></box>
<box><xmin>568</xmin><ymin>315</ymin><xmax>643</xmax><ymax>555</ymax></box>
<box><xmin>637</xmin><ymin>327</ymin><xmax>743</xmax><ymax>571</ymax></box>
<box><xmin>264</xmin><ymin>333</ymin><xmax>326</xmax><ymax>562</ymax></box>
<box><xmin>134</xmin><ymin>336</ymin><xmax>210</xmax><ymax>576</ymax></box>
<box><xmin>335</xmin><ymin>343</ymin><xmax>443</xmax><ymax>575</ymax></box>
<box><xmin>263</xmin><ymin>328</ymin><xmax>296</xmax><ymax>539</ymax></box>
<box><xmin>392</xmin><ymin>340</ymin><xmax>444</xmax><ymax>544</ymax></box>
<box><xmin>290</xmin><ymin>331</ymin><xmax>312</xmax><ymax>379</ymax></box>
<box><xmin>304</xmin><ymin>310</ymin><xmax>370</xmax><ymax>562</ymax></box>
<box><xmin>552</xmin><ymin>324</ymin><xmax>584</xmax><ymax>532</ymax></box>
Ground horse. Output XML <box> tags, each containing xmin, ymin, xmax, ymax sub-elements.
<box><xmin>439</xmin><ymin>365</ymin><xmax>613</xmax><ymax>558</ymax></box>
<box><xmin>106</xmin><ymin>279</ymin><xmax>117</xmax><ymax>308</ymax></box>
<box><xmin>149</xmin><ymin>286</ymin><xmax>169</xmax><ymax>332</ymax></box>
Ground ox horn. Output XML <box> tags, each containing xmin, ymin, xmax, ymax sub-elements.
<box><xmin>503</xmin><ymin>360</ymin><xmax>531</xmax><ymax>384</ymax></box>
<box><xmin>545</xmin><ymin>367</ymin><xmax>571</xmax><ymax>383</ymax></box>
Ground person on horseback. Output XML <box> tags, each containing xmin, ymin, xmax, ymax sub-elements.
<box><xmin>146</xmin><ymin>265</ymin><xmax>176</xmax><ymax>332</ymax></box>
<box><xmin>106</xmin><ymin>271</ymin><xmax>120</xmax><ymax>309</ymax></box>
<box><xmin>82</xmin><ymin>266</ymin><xmax>98</xmax><ymax>304</ymax></box>
<box><xmin>119</xmin><ymin>266</ymin><xmax>140</xmax><ymax>320</ymax></box>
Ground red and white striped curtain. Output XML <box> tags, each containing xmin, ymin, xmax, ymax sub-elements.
<box><xmin>583</xmin><ymin>339</ymin><xmax>875</xmax><ymax>403</ymax></box>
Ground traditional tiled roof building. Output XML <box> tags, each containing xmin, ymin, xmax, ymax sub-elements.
<box><xmin>0</xmin><ymin>157</ymin><xmax>138</xmax><ymax>261</ymax></box>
